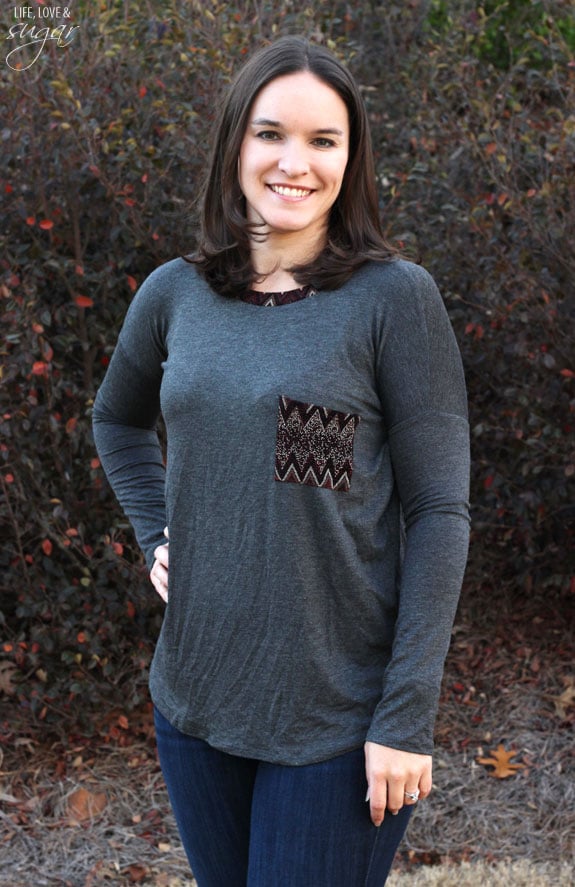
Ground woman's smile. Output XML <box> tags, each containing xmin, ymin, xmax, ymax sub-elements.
<box><xmin>267</xmin><ymin>183</ymin><xmax>315</xmax><ymax>200</ymax></box>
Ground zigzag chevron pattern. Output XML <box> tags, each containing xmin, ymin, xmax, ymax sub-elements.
<box><xmin>275</xmin><ymin>396</ymin><xmax>360</xmax><ymax>492</ymax></box>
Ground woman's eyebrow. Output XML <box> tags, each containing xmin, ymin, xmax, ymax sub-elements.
<box><xmin>250</xmin><ymin>117</ymin><xmax>281</xmax><ymax>127</ymax></box>
<box><xmin>250</xmin><ymin>117</ymin><xmax>345</xmax><ymax>136</ymax></box>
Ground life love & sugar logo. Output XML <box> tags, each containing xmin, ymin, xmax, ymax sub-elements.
<box><xmin>5</xmin><ymin>4</ymin><xmax>80</xmax><ymax>71</ymax></box>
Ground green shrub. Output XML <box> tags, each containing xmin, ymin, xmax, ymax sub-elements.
<box><xmin>357</xmin><ymin>1</ymin><xmax>575</xmax><ymax>598</ymax></box>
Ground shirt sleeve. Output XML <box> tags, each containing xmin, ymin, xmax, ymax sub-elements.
<box><xmin>366</xmin><ymin>262</ymin><xmax>470</xmax><ymax>754</ymax></box>
<box><xmin>92</xmin><ymin>267</ymin><xmax>169</xmax><ymax>570</ymax></box>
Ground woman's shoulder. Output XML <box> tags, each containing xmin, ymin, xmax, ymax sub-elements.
<box><xmin>341</xmin><ymin>258</ymin><xmax>439</xmax><ymax>314</ymax></box>
<box><xmin>128</xmin><ymin>257</ymin><xmax>208</xmax><ymax>313</ymax></box>
<box><xmin>346</xmin><ymin>259</ymin><xmax>450</xmax><ymax>333</ymax></box>
<box><xmin>352</xmin><ymin>257</ymin><xmax>438</xmax><ymax>296</ymax></box>
<box><xmin>138</xmin><ymin>256</ymin><xmax>204</xmax><ymax>292</ymax></box>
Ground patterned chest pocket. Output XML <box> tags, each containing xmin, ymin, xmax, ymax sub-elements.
<box><xmin>275</xmin><ymin>396</ymin><xmax>360</xmax><ymax>492</ymax></box>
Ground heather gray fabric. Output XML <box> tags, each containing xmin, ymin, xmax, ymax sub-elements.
<box><xmin>92</xmin><ymin>257</ymin><xmax>470</xmax><ymax>764</ymax></box>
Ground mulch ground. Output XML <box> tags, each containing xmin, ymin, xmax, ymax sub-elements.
<box><xmin>1</xmin><ymin>580</ymin><xmax>573</xmax><ymax>886</ymax></box>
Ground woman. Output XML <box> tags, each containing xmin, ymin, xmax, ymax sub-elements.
<box><xmin>93</xmin><ymin>36</ymin><xmax>470</xmax><ymax>886</ymax></box>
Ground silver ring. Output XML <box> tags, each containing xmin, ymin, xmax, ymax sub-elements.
<box><xmin>404</xmin><ymin>789</ymin><xmax>420</xmax><ymax>802</ymax></box>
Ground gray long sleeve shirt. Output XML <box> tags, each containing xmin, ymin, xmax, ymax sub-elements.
<box><xmin>92</xmin><ymin>257</ymin><xmax>470</xmax><ymax>764</ymax></box>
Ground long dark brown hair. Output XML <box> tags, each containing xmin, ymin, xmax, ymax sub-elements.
<box><xmin>191</xmin><ymin>36</ymin><xmax>396</xmax><ymax>297</ymax></box>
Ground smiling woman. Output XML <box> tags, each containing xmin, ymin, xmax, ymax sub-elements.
<box><xmin>192</xmin><ymin>36</ymin><xmax>396</xmax><ymax>297</ymax></box>
<box><xmin>93</xmin><ymin>35</ymin><xmax>470</xmax><ymax>887</ymax></box>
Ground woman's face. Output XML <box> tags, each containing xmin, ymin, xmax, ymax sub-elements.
<box><xmin>238</xmin><ymin>71</ymin><xmax>349</xmax><ymax>246</ymax></box>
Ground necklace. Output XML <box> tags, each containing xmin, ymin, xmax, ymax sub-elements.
<box><xmin>241</xmin><ymin>285</ymin><xmax>316</xmax><ymax>307</ymax></box>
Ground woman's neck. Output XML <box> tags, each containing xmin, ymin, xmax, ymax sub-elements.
<box><xmin>249</xmin><ymin>227</ymin><xmax>326</xmax><ymax>292</ymax></box>
<box><xmin>250</xmin><ymin>267</ymin><xmax>301</xmax><ymax>293</ymax></box>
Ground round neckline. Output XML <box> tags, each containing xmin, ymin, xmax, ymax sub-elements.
<box><xmin>241</xmin><ymin>285</ymin><xmax>316</xmax><ymax>307</ymax></box>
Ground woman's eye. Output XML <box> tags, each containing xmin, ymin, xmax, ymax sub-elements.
<box><xmin>313</xmin><ymin>137</ymin><xmax>336</xmax><ymax>148</ymax></box>
<box><xmin>257</xmin><ymin>130</ymin><xmax>281</xmax><ymax>141</ymax></box>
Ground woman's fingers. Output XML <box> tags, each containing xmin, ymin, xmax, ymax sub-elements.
<box><xmin>365</xmin><ymin>782</ymin><xmax>387</xmax><ymax>827</ymax></box>
<box><xmin>150</xmin><ymin>554</ymin><xmax>168</xmax><ymax>601</ymax></box>
<box><xmin>364</xmin><ymin>741</ymin><xmax>432</xmax><ymax>826</ymax></box>
<box><xmin>154</xmin><ymin>540</ymin><xmax>169</xmax><ymax>568</ymax></box>
<box><xmin>150</xmin><ymin>531</ymin><xmax>169</xmax><ymax>602</ymax></box>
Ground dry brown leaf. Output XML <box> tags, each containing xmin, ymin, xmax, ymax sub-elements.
<box><xmin>551</xmin><ymin>677</ymin><xmax>575</xmax><ymax>719</ymax></box>
<box><xmin>476</xmin><ymin>744</ymin><xmax>526</xmax><ymax>778</ymax></box>
<box><xmin>124</xmin><ymin>863</ymin><xmax>149</xmax><ymax>883</ymax></box>
<box><xmin>67</xmin><ymin>785</ymin><xmax>107</xmax><ymax>823</ymax></box>
<box><xmin>0</xmin><ymin>660</ymin><xmax>18</xmax><ymax>695</ymax></box>
<box><xmin>14</xmin><ymin>736</ymin><xmax>37</xmax><ymax>752</ymax></box>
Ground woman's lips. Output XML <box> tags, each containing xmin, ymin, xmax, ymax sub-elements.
<box><xmin>268</xmin><ymin>184</ymin><xmax>314</xmax><ymax>199</ymax></box>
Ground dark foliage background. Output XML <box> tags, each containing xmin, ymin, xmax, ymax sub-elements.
<box><xmin>1</xmin><ymin>0</ymin><xmax>573</xmax><ymax>730</ymax></box>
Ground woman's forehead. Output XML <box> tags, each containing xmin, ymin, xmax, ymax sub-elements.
<box><xmin>248</xmin><ymin>72</ymin><xmax>349</xmax><ymax>128</ymax></box>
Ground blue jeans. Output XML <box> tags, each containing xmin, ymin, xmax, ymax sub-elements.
<box><xmin>154</xmin><ymin>707</ymin><xmax>412</xmax><ymax>887</ymax></box>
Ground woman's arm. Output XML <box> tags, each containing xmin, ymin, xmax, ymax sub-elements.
<box><xmin>92</xmin><ymin>268</ymin><xmax>170</xmax><ymax>573</ymax></box>
<box><xmin>92</xmin><ymin>360</ymin><xmax>167</xmax><ymax>572</ymax></box>
<box><xmin>365</xmin><ymin>262</ymin><xmax>470</xmax><ymax>818</ymax></box>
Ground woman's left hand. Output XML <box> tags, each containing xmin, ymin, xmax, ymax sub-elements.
<box><xmin>364</xmin><ymin>741</ymin><xmax>432</xmax><ymax>827</ymax></box>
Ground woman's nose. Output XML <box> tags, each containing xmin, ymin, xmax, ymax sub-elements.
<box><xmin>277</xmin><ymin>143</ymin><xmax>310</xmax><ymax>178</ymax></box>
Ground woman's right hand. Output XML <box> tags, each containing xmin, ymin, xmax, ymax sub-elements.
<box><xmin>150</xmin><ymin>526</ymin><xmax>169</xmax><ymax>602</ymax></box>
